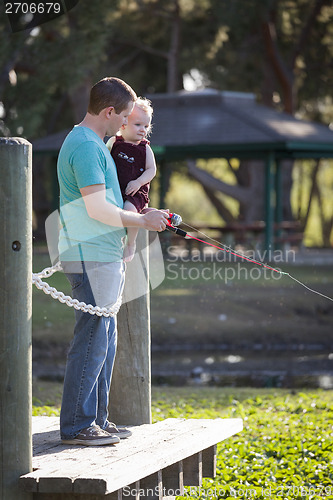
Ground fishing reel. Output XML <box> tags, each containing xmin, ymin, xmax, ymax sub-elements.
<box><xmin>169</xmin><ymin>213</ymin><xmax>182</xmax><ymax>226</ymax></box>
<box><xmin>165</xmin><ymin>213</ymin><xmax>187</xmax><ymax>237</ymax></box>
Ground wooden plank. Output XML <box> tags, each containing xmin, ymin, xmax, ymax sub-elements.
<box><xmin>21</xmin><ymin>417</ymin><xmax>243</xmax><ymax>495</ymax></box>
<box><xmin>38</xmin><ymin>476</ymin><xmax>73</xmax><ymax>494</ymax></box>
<box><xmin>73</xmin><ymin>418</ymin><xmax>242</xmax><ymax>494</ymax></box>
<box><xmin>74</xmin><ymin>477</ymin><xmax>109</xmax><ymax>495</ymax></box>
<box><xmin>19</xmin><ymin>475</ymin><xmax>38</xmax><ymax>493</ymax></box>
<box><xmin>23</xmin><ymin>418</ymin><xmax>187</xmax><ymax>489</ymax></box>
<box><xmin>202</xmin><ymin>445</ymin><xmax>217</xmax><ymax>478</ymax></box>
<box><xmin>21</xmin><ymin>419</ymin><xmax>187</xmax><ymax>493</ymax></box>
<box><xmin>161</xmin><ymin>461</ymin><xmax>184</xmax><ymax>496</ymax></box>
<box><xmin>33</xmin><ymin>495</ymin><xmax>61</xmax><ymax>500</ymax></box>
<box><xmin>139</xmin><ymin>470</ymin><xmax>163</xmax><ymax>500</ymax></box>
<box><xmin>109</xmin><ymin>490</ymin><xmax>122</xmax><ymax>500</ymax></box>
<box><xmin>183</xmin><ymin>452</ymin><xmax>202</xmax><ymax>487</ymax></box>
<box><xmin>122</xmin><ymin>481</ymin><xmax>140</xmax><ymax>500</ymax></box>
<box><xmin>31</xmin><ymin>417</ymin><xmax>65</xmax><ymax>456</ymax></box>
<box><xmin>33</xmin><ymin>494</ymin><xmax>120</xmax><ymax>500</ymax></box>
<box><xmin>22</xmin><ymin>418</ymin><xmax>187</xmax><ymax>490</ymax></box>
<box><xmin>24</xmin><ymin>418</ymin><xmax>242</xmax><ymax>494</ymax></box>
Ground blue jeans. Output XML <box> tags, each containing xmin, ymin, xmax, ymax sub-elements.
<box><xmin>60</xmin><ymin>260</ymin><xmax>125</xmax><ymax>440</ymax></box>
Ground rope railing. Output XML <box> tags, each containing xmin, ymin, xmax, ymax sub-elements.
<box><xmin>32</xmin><ymin>262</ymin><xmax>120</xmax><ymax>317</ymax></box>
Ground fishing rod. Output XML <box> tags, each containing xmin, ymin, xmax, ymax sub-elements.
<box><xmin>165</xmin><ymin>213</ymin><xmax>333</xmax><ymax>303</ymax></box>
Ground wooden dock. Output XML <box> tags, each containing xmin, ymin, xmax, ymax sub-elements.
<box><xmin>20</xmin><ymin>416</ymin><xmax>243</xmax><ymax>499</ymax></box>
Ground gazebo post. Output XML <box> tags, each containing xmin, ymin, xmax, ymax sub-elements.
<box><xmin>158</xmin><ymin>159</ymin><xmax>168</xmax><ymax>209</ymax></box>
<box><xmin>264</xmin><ymin>151</ymin><xmax>275</xmax><ymax>252</ymax></box>
<box><xmin>274</xmin><ymin>159</ymin><xmax>283</xmax><ymax>248</ymax></box>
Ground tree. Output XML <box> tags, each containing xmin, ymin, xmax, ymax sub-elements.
<box><xmin>184</xmin><ymin>0</ymin><xmax>333</xmax><ymax>230</ymax></box>
<box><xmin>1</xmin><ymin>0</ymin><xmax>332</xmax><ymax>239</ymax></box>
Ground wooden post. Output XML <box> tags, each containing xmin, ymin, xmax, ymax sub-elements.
<box><xmin>0</xmin><ymin>138</ymin><xmax>32</xmax><ymax>499</ymax></box>
<box><xmin>109</xmin><ymin>229</ymin><xmax>152</xmax><ymax>425</ymax></box>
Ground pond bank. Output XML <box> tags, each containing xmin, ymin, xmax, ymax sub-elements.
<box><xmin>33</xmin><ymin>340</ymin><xmax>333</xmax><ymax>389</ymax></box>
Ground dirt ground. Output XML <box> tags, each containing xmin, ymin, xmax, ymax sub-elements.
<box><xmin>32</xmin><ymin>249</ymin><xmax>333</xmax><ymax>387</ymax></box>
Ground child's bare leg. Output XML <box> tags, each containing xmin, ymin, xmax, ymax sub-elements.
<box><xmin>123</xmin><ymin>201</ymin><xmax>139</xmax><ymax>262</ymax></box>
<box><xmin>141</xmin><ymin>207</ymin><xmax>156</xmax><ymax>214</ymax></box>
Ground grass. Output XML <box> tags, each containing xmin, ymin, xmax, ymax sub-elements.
<box><xmin>32</xmin><ymin>383</ymin><xmax>333</xmax><ymax>499</ymax></box>
<box><xmin>152</xmin><ymin>387</ymin><xmax>333</xmax><ymax>499</ymax></box>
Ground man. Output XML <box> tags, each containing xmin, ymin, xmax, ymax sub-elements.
<box><xmin>57</xmin><ymin>77</ymin><xmax>168</xmax><ymax>445</ymax></box>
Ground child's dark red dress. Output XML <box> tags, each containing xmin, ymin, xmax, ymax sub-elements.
<box><xmin>111</xmin><ymin>135</ymin><xmax>150</xmax><ymax>212</ymax></box>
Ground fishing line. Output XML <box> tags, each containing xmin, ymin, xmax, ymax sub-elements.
<box><xmin>182</xmin><ymin>221</ymin><xmax>285</xmax><ymax>274</ymax></box>
<box><xmin>166</xmin><ymin>214</ymin><xmax>333</xmax><ymax>302</ymax></box>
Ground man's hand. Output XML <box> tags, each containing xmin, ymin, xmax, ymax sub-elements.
<box><xmin>125</xmin><ymin>179</ymin><xmax>141</xmax><ymax>196</ymax></box>
<box><xmin>142</xmin><ymin>209</ymin><xmax>169</xmax><ymax>232</ymax></box>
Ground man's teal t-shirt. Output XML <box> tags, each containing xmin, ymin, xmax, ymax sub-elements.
<box><xmin>57</xmin><ymin>126</ymin><xmax>126</xmax><ymax>262</ymax></box>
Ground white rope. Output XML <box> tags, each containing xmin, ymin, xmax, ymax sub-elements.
<box><xmin>32</xmin><ymin>262</ymin><xmax>121</xmax><ymax>317</ymax></box>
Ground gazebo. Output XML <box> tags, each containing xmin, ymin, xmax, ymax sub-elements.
<box><xmin>32</xmin><ymin>90</ymin><xmax>333</xmax><ymax>249</ymax></box>
<box><xmin>147</xmin><ymin>90</ymin><xmax>333</xmax><ymax>250</ymax></box>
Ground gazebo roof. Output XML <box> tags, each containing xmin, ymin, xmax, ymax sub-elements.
<box><xmin>30</xmin><ymin>90</ymin><xmax>333</xmax><ymax>250</ymax></box>
<box><xmin>147</xmin><ymin>90</ymin><xmax>333</xmax><ymax>160</ymax></box>
<box><xmin>31</xmin><ymin>90</ymin><xmax>333</xmax><ymax>160</ymax></box>
<box><xmin>32</xmin><ymin>128</ymin><xmax>71</xmax><ymax>154</ymax></box>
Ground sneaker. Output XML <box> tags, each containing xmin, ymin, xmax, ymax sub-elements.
<box><xmin>104</xmin><ymin>421</ymin><xmax>132</xmax><ymax>439</ymax></box>
<box><xmin>62</xmin><ymin>425</ymin><xmax>120</xmax><ymax>446</ymax></box>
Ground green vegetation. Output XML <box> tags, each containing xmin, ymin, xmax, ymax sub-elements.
<box><xmin>32</xmin><ymin>384</ymin><xmax>333</xmax><ymax>499</ymax></box>
<box><xmin>152</xmin><ymin>387</ymin><xmax>333</xmax><ymax>500</ymax></box>
<box><xmin>33</xmin><ymin>252</ymin><xmax>73</xmax><ymax>343</ymax></box>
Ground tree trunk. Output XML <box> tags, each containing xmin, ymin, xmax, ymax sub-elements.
<box><xmin>167</xmin><ymin>0</ymin><xmax>181</xmax><ymax>93</ymax></box>
<box><xmin>188</xmin><ymin>159</ymin><xmax>294</xmax><ymax>226</ymax></box>
<box><xmin>68</xmin><ymin>78</ymin><xmax>92</xmax><ymax>123</ymax></box>
<box><xmin>32</xmin><ymin>157</ymin><xmax>51</xmax><ymax>241</ymax></box>
<box><xmin>238</xmin><ymin>160</ymin><xmax>265</xmax><ymax>223</ymax></box>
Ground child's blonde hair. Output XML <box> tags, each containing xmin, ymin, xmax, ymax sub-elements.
<box><xmin>135</xmin><ymin>97</ymin><xmax>153</xmax><ymax>135</ymax></box>
<box><xmin>135</xmin><ymin>97</ymin><xmax>153</xmax><ymax>117</ymax></box>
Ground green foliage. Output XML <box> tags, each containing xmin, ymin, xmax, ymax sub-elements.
<box><xmin>151</xmin><ymin>387</ymin><xmax>333</xmax><ymax>500</ymax></box>
<box><xmin>0</xmin><ymin>0</ymin><xmax>118</xmax><ymax>137</ymax></box>
<box><xmin>32</xmin><ymin>385</ymin><xmax>333</xmax><ymax>498</ymax></box>
<box><xmin>1</xmin><ymin>0</ymin><xmax>332</xmax><ymax>138</ymax></box>
<box><xmin>165</xmin><ymin>171</ymin><xmax>223</xmax><ymax>224</ymax></box>
<box><xmin>32</xmin><ymin>253</ymin><xmax>74</xmax><ymax>342</ymax></box>
<box><xmin>200</xmin><ymin>0</ymin><xmax>333</xmax><ymax>118</ymax></box>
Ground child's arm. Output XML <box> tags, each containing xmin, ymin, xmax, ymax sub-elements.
<box><xmin>105</xmin><ymin>136</ymin><xmax>116</xmax><ymax>151</ymax></box>
<box><xmin>125</xmin><ymin>145</ymin><xmax>157</xmax><ymax>196</ymax></box>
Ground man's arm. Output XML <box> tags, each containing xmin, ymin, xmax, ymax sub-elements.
<box><xmin>80</xmin><ymin>184</ymin><xmax>168</xmax><ymax>231</ymax></box>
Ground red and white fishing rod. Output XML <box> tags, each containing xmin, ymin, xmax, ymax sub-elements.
<box><xmin>165</xmin><ymin>212</ymin><xmax>333</xmax><ymax>302</ymax></box>
<box><xmin>165</xmin><ymin>213</ymin><xmax>283</xmax><ymax>274</ymax></box>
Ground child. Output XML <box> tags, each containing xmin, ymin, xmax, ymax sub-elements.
<box><xmin>106</xmin><ymin>97</ymin><xmax>157</xmax><ymax>262</ymax></box>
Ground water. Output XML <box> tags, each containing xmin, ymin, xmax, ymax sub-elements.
<box><xmin>33</xmin><ymin>342</ymin><xmax>333</xmax><ymax>389</ymax></box>
<box><xmin>151</xmin><ymin>347</ymin><xmax>333</xmax><ymax>389</ymax></box>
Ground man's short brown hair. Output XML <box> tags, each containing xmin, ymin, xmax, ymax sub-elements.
<box><xmin>88</xmin><ymin>77</ymin><xmax>137</xmax><ymax>115</ymax></box>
